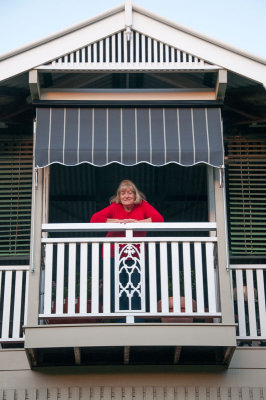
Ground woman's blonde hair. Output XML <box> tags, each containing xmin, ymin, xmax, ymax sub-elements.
<box><xmin>110</xmin><ymin>179</ymin><xmax>146</xmax><ymax>205</ymax></box>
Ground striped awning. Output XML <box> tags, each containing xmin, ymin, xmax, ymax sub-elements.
<box><xmin>35</xmin><ymin>107</ymin><xmax>224</xmax><ymax>168</ymax></box>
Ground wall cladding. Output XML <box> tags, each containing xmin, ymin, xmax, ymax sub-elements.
<box><xmin>0</xmin><ymin>387</ymin><xmax>265</xmax><ymax>400</ymax></box>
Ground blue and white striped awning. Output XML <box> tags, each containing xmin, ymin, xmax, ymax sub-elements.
<box><xmin>35</xmin><ymin>107</ymin><xmax>224</xmax><ymax>168</ymax></box>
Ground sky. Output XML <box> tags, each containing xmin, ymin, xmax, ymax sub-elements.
<box><xmin>0</xmin><ymin>0</ymin><xmax>265</xmax><ymax>59</ymax></box>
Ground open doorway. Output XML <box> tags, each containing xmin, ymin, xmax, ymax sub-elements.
<box><xmin>48</xmin><ymin>163</ymin><xmax>208</xmax><ymax>224</ymax></box>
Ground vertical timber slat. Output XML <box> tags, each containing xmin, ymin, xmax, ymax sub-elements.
<box><xmin>236</xmin><ymin>269</ymin><xmax>246</xmax><ymax>337</ymax></box>
<box><xmin>56</xmin><ymin>243</ymin><xmax>65</xmax><ymax>314</ymax></box>
<box><xmin>148</xmin><ymin>242</ymin><xmax>157</xmax><ymax>313</ymax></box>
<box><xmin>171</xmin><ymin>242</ymin><xmax>181</xmax><ymax>312</ymax></box>
<box><xmin>246</xmin><ymin>269</ymin><xmax>257</xmax><ymax>336</ymax></box>
<box><xmin>68</xmin><ymin>243</ymin><xmax>76</xmax><ymax>314</ymax></box>
<box><xmin>160</xmin><ymin>242</ymin><xmax>169</xmax><ymax>313</ymax></box>
<box><xmin>257</xmin><ymin>269</ymin><xmax>266</xmax><ymax>336</ymax></box>
<box><xmin>80</xmin><ymin>243</ymin><xmax>88</xmax><ymax>313</ymax></box>
<box><xmin>43</xmin><ymin>244</ymin><xmax>53</xmax><ymax>314</ymax></box>
<box><xmin>194</xmin><ymin>243</ymin><xmax>204</xmax><ymax>313</ymax></box>
<box><xmin>206</xmin><ymin>242</ymin><xmax>216</xmax><ymax>313</ymax></box>
<box><xmin>2</xmin><ymin>271</ymin><xmax>12</xmax><ymax>339</ymax></box>
<box><xmin>103</xmin><ymin>243</ymin><xmax>111</xmax><ymax>313</ymax></box>
<box><xmin>183</xmin><ymin>243</ymin><xmax>193</xmax><ymax>312</ymax></box>
<box><xmin>91</xmin><ymin>243</ymin><xmax>99</xmax><ymax>313</ymax></box>
<box><xmin>12</xmin><ymin>270</ymin><xmax>23</xmax><ymax>338</ymax></box>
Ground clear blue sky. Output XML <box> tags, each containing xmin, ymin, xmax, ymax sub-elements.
<box><xmin>0</xmin><ymin>0</ymin><xmax>265</xmax><ymax>59</ymax></box>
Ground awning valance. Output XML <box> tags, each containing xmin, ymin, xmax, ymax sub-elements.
<box><xmin>35</xmin><ymin>107</ymin><xmax>224</xmax><ymax>168</ymax></box>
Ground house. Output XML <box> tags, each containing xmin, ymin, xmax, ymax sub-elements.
<box><xmin>0</xmin><ymin>1</ymin><xmax>266</xmax><ymax>398</ymax></box>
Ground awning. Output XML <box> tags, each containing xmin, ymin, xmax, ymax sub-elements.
<box><xmin>35</xmin><ymin>107</ymin><xmax>224</xmax><ymax>168</ymax></box>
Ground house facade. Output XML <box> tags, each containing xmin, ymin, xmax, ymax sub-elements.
<box><xmin>0</xmin><ymin>1</ymin><xmax>266</xmax><ymax>398</ymax></box>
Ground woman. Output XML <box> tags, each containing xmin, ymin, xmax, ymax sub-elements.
<box><xmin>90</xmin><ymin>179</ymin><xmax>164</xmax><ymax>229</ymax></box>
<box><xmin>90</xmin><ymin>180</ymin><xmax>164</xmax><ymax>313</ymax></box>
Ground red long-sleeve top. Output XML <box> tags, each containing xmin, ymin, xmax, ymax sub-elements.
<box><xmin>90</xmin><ymin>200</ymin><xmax>164</xmax><ymax>239</ymax></box>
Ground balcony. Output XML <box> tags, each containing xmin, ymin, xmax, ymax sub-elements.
<box><xmin>3</xmin><ymin>249</ymin><xmax>265</xmax><ymax>364</ymax></box>
<box><xmin>39</xmin><ymin>223</ymin><xmax>221</xmax><ymax>322</ymax></box>
<box><xmin>17</xmin><ymin>222</ymin><xmax>236</xmax><ymax>366</ymax></box>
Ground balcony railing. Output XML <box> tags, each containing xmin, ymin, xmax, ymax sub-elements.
<box><xmin>2</xmin><ymin>229</ymin><xmax>265</xmax><ymax>348</ymax></box>
<box><xmin>0</xmin><ymin>265</ymin><xmax>29</xmax><ymax>343</ymax></box>
<box><xmin>39</xmin><ymin>222</ymin><xmax>221</xmax><ymax>323</ymax></box>
<box><xmin>230</xmin><ymin>264</ymin><xmax>266</xmax><ymax>343</ymax></box>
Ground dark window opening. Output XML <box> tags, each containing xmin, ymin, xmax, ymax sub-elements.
<box><xmin>49</xmin><ymin>163</ymin><xmax>208</xmax><ymax>226</ymax></box>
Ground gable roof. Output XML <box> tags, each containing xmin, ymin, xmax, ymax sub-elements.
<box><xmin>0</xmin><ymin>2</ymin><xmax>266</xmax><ymax>87</ymax></box>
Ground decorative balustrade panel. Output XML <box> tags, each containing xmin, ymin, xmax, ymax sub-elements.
<box><xmin>0</xmin><ymin>266</ymin><xmax>29</xmax><ymax>342</ymax></box>
<box><xmin>231</xmin><ymin>265</ymin><xmax>266</xmax><ymax>342</ymax></box>
<box><xmin>115</xmin><ymin>243</ymin><xmax>145</xmax><ymax>312</ymax></box>
<box><xmin>40</xmin><ymin>228</ymin><xmax>220</xmax><ymax>322</ymax></box>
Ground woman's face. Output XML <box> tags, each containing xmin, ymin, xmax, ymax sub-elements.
<box><xmin>119</xmin><ymin>187</ymin><xmax>135</xmax><ymax>208</ymax></box>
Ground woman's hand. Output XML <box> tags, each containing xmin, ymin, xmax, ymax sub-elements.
<box><xmin>106</xmin><ymin>218</ymin><xmax>124</xmax><ymax>223</ymax></box>
<box><xmin>106</xmin><ymin>218</ymin><xmax>139</xmax><ymax>223</ymax></box>
<box><xmin>106</xmin><ymin>218</ymin><xmax>152</xmax><ymax>223</ymax></box>
<box><xmin>120</xmin><ymin>218</ymin><xmax>152</xmax><ymax>223</ymax></box>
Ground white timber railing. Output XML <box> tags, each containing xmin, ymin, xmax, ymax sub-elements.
<box><xmin>0</xmin><ymin>265</ymin><xmax>29</xmax><ymax>342</ymax></box>
<box><xmin>39</xmin><ymin>222</ymin><xmax>221</xmax><ymax>324</ymax></box>
<box><xmin>230</xmin><ymin>264</ymin><xmax>266</xmax><ymax>343</ymax></box>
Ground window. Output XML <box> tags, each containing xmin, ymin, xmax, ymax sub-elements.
<box><xmin>226</xmin><ymin>136</ymin><xmax>266</xmax><ymax>257</ymax></box>
<box><xmin>48</xmin><ymin>163</ymin><xmax>208</xmax><ymax>225</ymax></box>
<box><xmin>0</xmin><ymin>137</ymin><xmax>33</xmax><ymax>261</ymax></box>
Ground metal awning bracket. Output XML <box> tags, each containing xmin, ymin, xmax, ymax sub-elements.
<box><xmin>219</xmin><ymin>165</ymin><xmax>225</xmax><ymax>188</ymax></box>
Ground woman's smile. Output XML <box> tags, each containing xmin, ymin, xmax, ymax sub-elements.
<box><xmin>120</xmin><ymin>189</ymin><xmax>135</xmax><ymax>209</ymax></box>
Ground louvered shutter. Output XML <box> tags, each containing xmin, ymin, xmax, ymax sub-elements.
<box><xmin>0</xmin><ymin>137</ymin><xmax>33</xmax><ymax>259</ymax></box>
<box><xmin>226</xmin><ymin>136</ymin><xmax>266</xmax><ymax>256</ymax></box>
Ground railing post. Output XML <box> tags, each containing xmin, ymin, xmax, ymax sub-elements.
<box><xmin>27</xmin><ymin>168</ymin><xmax>44</xmax><ymax>326</ymax></box>
<box><xmin>214</xmin><ymin>168</ymin><xmax>235</xmax><ymax>325</ymax></box>
<box><xmin>207</xmin><ymin>166</ymin><xmax>216</xmax><ymax>237</ymax></box>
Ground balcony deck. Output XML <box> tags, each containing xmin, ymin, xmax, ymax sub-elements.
<box><xmin>2</xmin><ymin>223</ymin><xmax>265</xmax><ymax>366</ymax></box>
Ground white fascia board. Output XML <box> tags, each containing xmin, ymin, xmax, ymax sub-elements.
<box><xmin>133</xmin><ymin>9</ymin><xmax>266</xmax><ymax>87</ymax></box>
<box><xmin>0</xmin><ymin>4</ymin><xmax>124</xmax><ymax>62</ymax></box>
<box><xmin>133</xmin><ymin>4</ymin><xmax>266</xmax><ymax>65</ymax></box>
<box><xmin>0</xmin><ymin>10</ymin><xmax>124</xmax><ymax>83</ymax></box>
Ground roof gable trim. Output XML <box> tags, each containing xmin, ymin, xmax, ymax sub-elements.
<box><xmin>0</xmin><ymin>2</ymin><xmax>265</xmax><ymax>86</ymax></box>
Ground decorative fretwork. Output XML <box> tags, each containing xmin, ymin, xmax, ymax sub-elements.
<box><xmin>38</xmin><ymin>30</ymin><xmax>217</xmax><ymax>71</ymax></box>
<box><xmin>115</xmin><ymin>243</ymin><xmax>145</xmax><ymax>312</ymax></box>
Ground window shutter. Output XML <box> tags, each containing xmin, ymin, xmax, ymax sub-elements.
<box><xmin>226</xmin><ymin>136</ymin><xmax>266</xmax><ymax>256</ymax></box>
<box><xmin>0</xmin><ymin>137</ymin><xmax>33</xmax><ymax>259</ymax></box>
